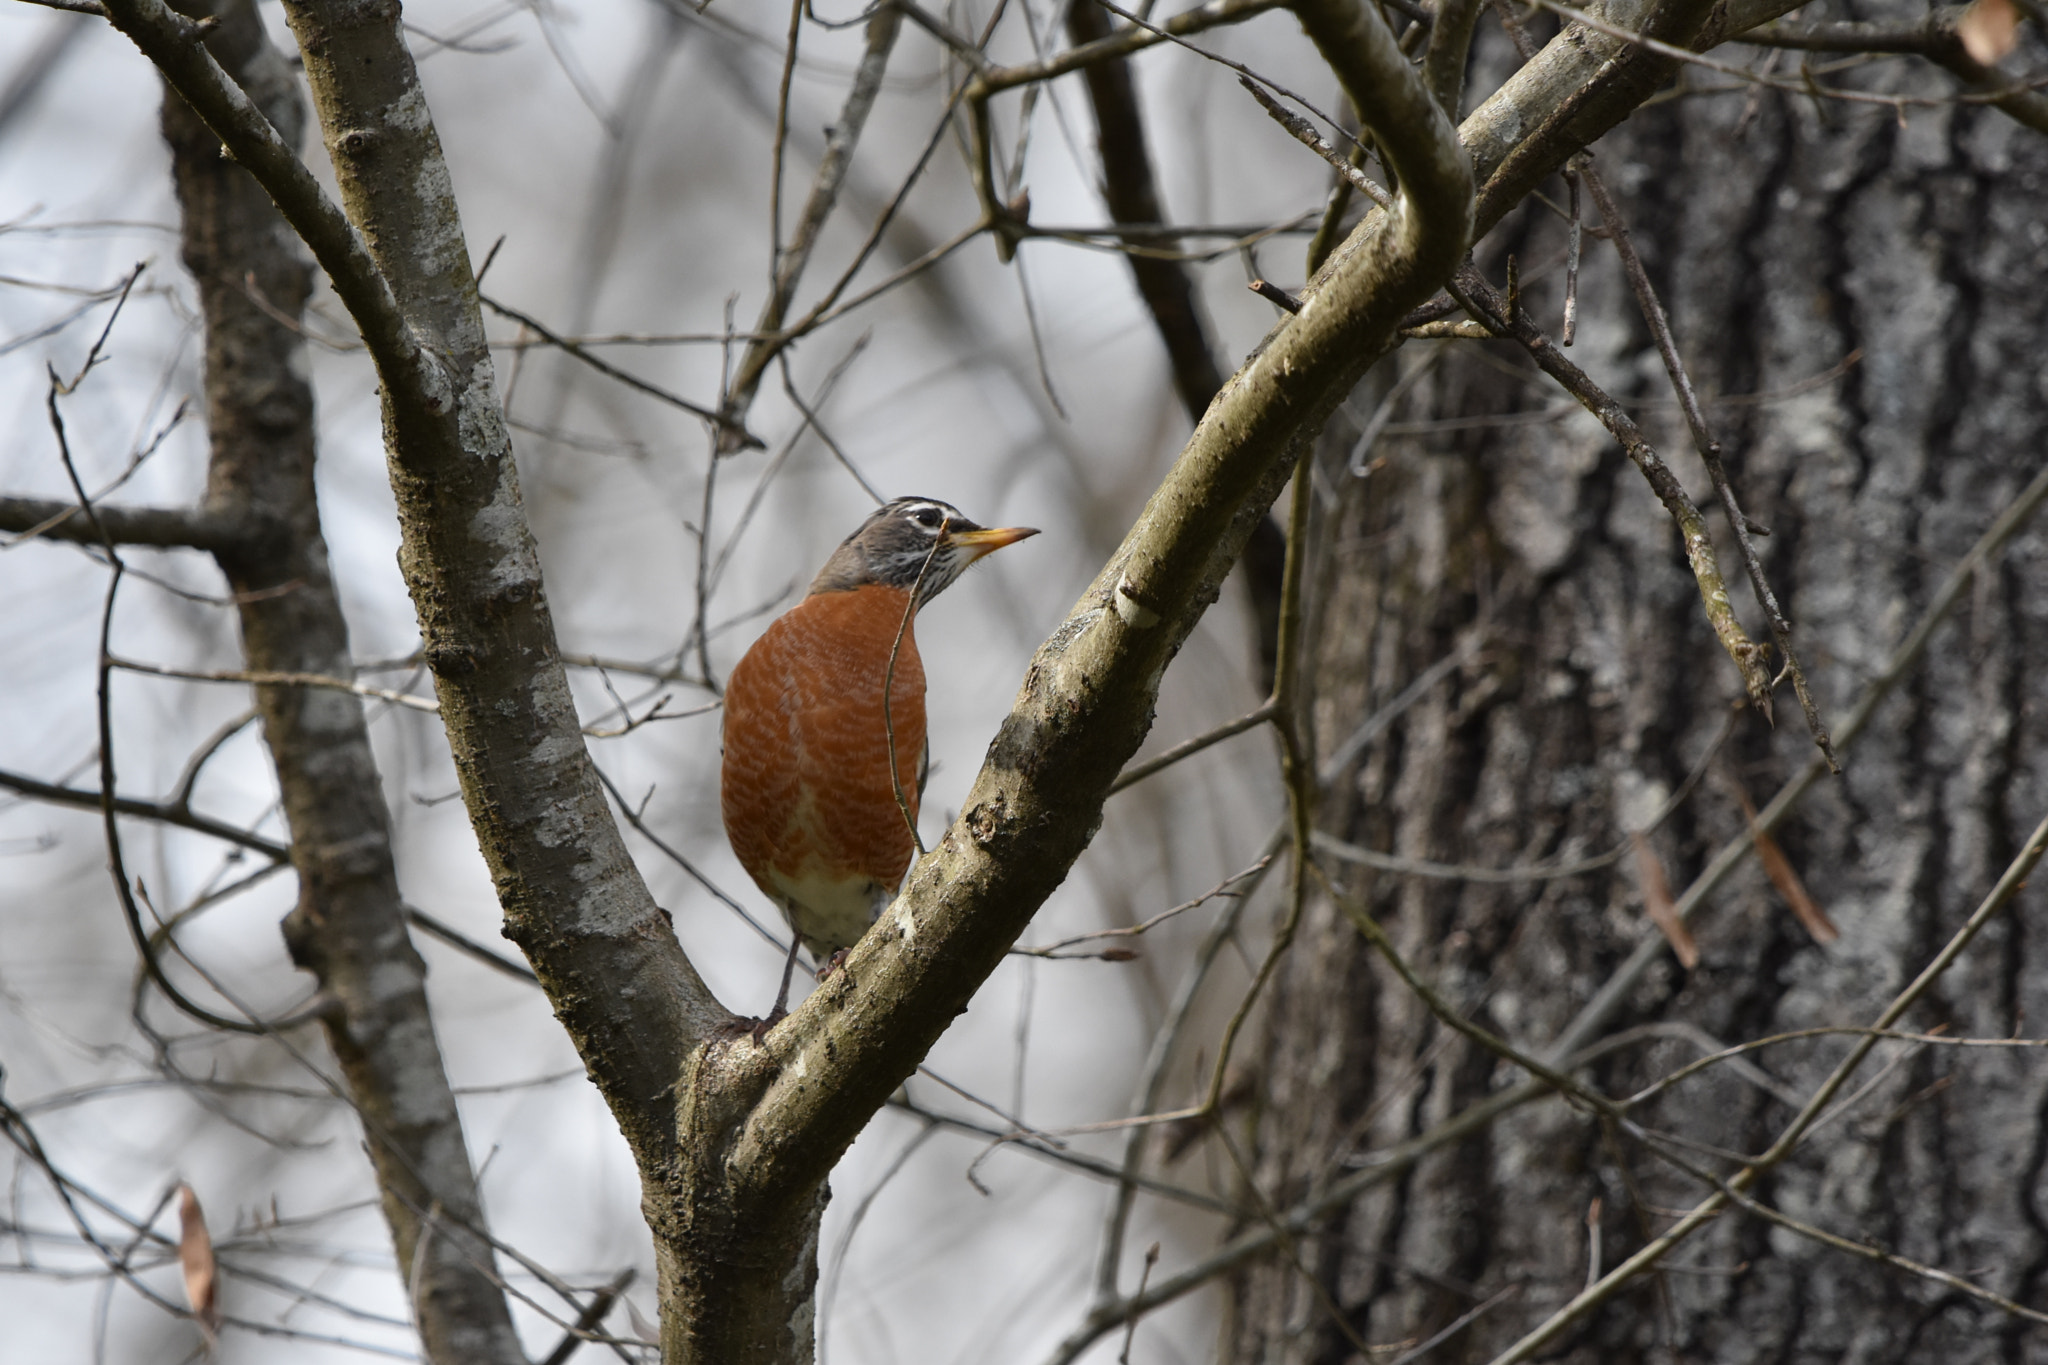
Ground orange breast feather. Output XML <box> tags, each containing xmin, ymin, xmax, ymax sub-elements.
<box><xmin>720</xmin><ymin>585</ymin><xmax>927</xmax><ymax>908</ymax></box>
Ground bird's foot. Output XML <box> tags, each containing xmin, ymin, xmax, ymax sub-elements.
<box><xmin>714</xmin><ymin>1008</ymin><xmax>787</xmax><ymax>1048</ymax></box>
<box><xmin>815</xmin><ymin>948</ymin><xmax>850</xmax><ymax>982</ymax></box>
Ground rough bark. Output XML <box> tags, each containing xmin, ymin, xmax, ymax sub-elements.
<box><xmin>157</xmin><ymin>2</ymin><xmax>526</xmax><ymax>1361</ymax></box>
<box><xmin>1234</xmin><ymin>16</ymin><xmax>2048</xmax><ymax>1361</ymax></box>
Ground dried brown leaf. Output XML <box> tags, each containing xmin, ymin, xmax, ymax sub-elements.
<box><xmin>1959</xmin><ymin>0</ymin><xmax>2020</xmax><ymax>64</ymax></box>
<box><xmin>1632</xmin><ymin>832</ymin><xmax>1699</xmax><ymax>969</ymax></box>
<box><xmin>1735</xmin><ymin>790</ymin><xmax>1839</xmax><ymax>944</ymax></box>
<box><xmin>177</xmin><ymin>1182</ymin><xmax>220</xmax><ymax>1343</ymax></box>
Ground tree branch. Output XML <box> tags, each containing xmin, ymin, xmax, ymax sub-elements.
<box><xmin>716</xmin><ymin>3</ymin><xmax>902</xmax><ymax>447</ymax></box>
<box><xmin>1067</xmin><ymin>0</ymin><xmax>1226</xmax><ymax>420</ymax></box>
<box><xmin>0</xmin><ymin>765</ymin><xmax>288</xmax><ymax>858</ymax></box>
<box><xmin>0</xmin><ymin>496</ymin><xmax>251</xmax><ymax>550</ymax></box>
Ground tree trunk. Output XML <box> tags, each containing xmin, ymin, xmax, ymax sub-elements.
<box><xmin>161</xmin><ymin>4</ymin><xmax>526</xmax><ymax>1359</ymax></box>
<box><xmin>1233</xmin><ymin>45</ymin><xmax>2048</xmax><ymax>1365</ymax></box>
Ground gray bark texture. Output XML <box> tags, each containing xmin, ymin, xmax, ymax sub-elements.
<box><xmin>159</xmin><ymin>3</ymin><xmax>526</xmax><ymax>1359</ymax></box>
<box><xmin>1231</xmin><ymin>20</ymin><xmax>2048</xmax><ymax>1364</ymax></box>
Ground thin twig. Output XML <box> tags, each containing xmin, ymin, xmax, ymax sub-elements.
<box><xmin>1014</xmin><ymin>856</ymin><xmax>1273</xmax><ymax>956</ymax></box>
<box><xmin>884</xmin><ymin>526</ymin><xmax>946</xmax><ymax>858</ymax></box>
<box><xmin>1448</xmin><ymin>263</ymin><xmax>1775</xmax><ymax>712</ymax></box>
<box><xmin>720</xmin><ymin>3</ymin><xmax>903</xmax><ymax>445</ymax></box>
<box><xmin>478</xmin><ymin>292</ymin><xmax>748</xmax><ymax>441</ymax></box>
<box><xmin>1108</xmin><ymin>701</ymin><xmax>1278</xmax><ymax>794</ymax></box>
<box><xmin>1574</xmin><ymin>164</ymin><xmax>1836</xmax><ymax>766</ymax></box>
<box><xmin>1561</xmin><ymin>153</ymin><xmax>1585</xmax><ymax>343</ymax></box>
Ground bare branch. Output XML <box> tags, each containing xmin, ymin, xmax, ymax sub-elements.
<box><xmin>718</xmin><ymin>3</ymin><xmax>903</xmax><ymax>445</ymax></box>
<box><xmin>1447</xmin><ymin>263</ymin><xmax>1776</xmax><ymax>711</ymax></box>
<box><xmin>1068</xmin><ymin>0</ymin><xmax>1227</xmax><ymax>420</ymax></box>
<box><xmin>0</xmin><ymin>496</ymin><xmax>249</xmax><ymax>550</ymax></box>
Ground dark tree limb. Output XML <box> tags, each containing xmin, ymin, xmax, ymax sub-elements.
<box><xmin>1422</xmin><ymin>0</ymin><xmax>1487</xmax><ymax>116</ymax></box>
<box><xmin>0</xmin><ymin>765</ymin><xmax>289</xmax><ymax>858</ymax></box>
<box><xmin>1066</xmin><ymin>0</ymin><xmax>1226</xmax><ymax>419</ymax></box>
<box><xmin>1742</xmin><ymin>0</ymin><xmax>2048</xmax><ymax>133</ymax></box>
<box><xmin>1460</xmin><ymin>0</ymin><xmax>1791</xmax><ymax>238</ymax></box>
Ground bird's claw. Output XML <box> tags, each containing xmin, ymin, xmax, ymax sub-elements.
<box><xmin>715</xmin><ymin>1008</ymin><xmax>787</xmax><ymax>1048</ymax></box>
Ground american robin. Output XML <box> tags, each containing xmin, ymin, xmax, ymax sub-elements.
<box><xmin>720</xmin><ymin>496</ymin><xmax>1037</xmax><ymax>1010</ymax></box>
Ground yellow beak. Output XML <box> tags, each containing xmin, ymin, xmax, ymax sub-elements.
<box><xmin>943</xmin><ymin>524</ymin><xmax>1039</xmax><ymax>558</ymax></box>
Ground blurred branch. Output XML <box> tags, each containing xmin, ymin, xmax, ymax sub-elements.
<box><xmin>1707</xmin><ymin>1177</ymin><xmax>2048</xmax><ymax>1326</ymax></box>
<box><xmin>1107</xmin><ymin>700</ymin><xmax>1277</xmax><ymax>794</ymax></box>
<box><xmin>1064</xmin><ymin>0</ymin><xmax>1303</xmax><ymax>695</ymax></box>
<box><xmin>1066</xmin><ymin>0</ymin><xmax>1226</xmax><ymax>419</ymax></box>
<box><xmin>974</xmin><ymin>0</ymin><xmax>1286</xmax><ymax>96</ymax></box>
<box><xmin>1461</xmin><ymin>0</ymin><xmax>1750</xmax><ymax>237</ymax></box>
<box><xmin>1422</xmin><ymin>0</ymin><xmax>1485</xmax><ymax>115</ymax></box>
<box><xmin>1742</xmin><ymin>5</ymin><xmax>1971</xmax><ymax>50</ymax></box>
<box><xmin>0</xmin><ymin>496</ymin><xmax>249</xmax><ymax>550</ymax></box>
<box><xmin>110</xmin><ymin>657</ymin><xmax>442</xmax><ymax>713</ymax></box>
<box><xmin>403</xmin><ymin>905</ymin><xmax>540</xmax><ymax>984</ymax></box>
<box><xmin>537</xmin><ymin>1268</ymin><xmax>636</xmax><ymax>1365</ymax></box>
<box><xmin>10</xmin><ymin>0</ymin><xmax>108</xmax><ymax>15</ymax></box>
<box><xmin>0</xmin><ymin>766</ymin><xmax>289</xmax><ymax>858</ymax></box>
<box><xmin>1923</xmin><ymin>33</ymin><xmax>2048</xmax><ymax>133</ymax></box>
<box><xmin>885</xmin><ymin>1096</ymin><xmax>1238</xmax><ymax>1212</ymax></box>
<box><xmin>1528</xmin><ymin>0</ymin><xmax>2048</xmax><ymax>126</ymax></box>
<box><xmin>717</xmin><ymin>3</ymin><xmax>902</xmax><ymax>447</ymax></box>
<box><xmin>479</xmin><ymin>291</ymin><xmax>748</xmax><ymax>437</ymax></box>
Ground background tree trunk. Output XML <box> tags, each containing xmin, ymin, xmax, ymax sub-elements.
<box><xmin>1233</xmin><ymin>36</ymin><xmax>2048</xmax><ymax>1364</ymax></box>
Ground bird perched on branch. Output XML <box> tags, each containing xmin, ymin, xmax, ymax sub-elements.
<box><xmin>720</xmin><ymin>496</ymin><xmax>1037</xmax><ymax>1016</ymax></box>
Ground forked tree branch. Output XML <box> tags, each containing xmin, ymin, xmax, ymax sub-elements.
<box><xmin>154</xmin><ymin>0</ymin><xmax>526</xmax><ymax>1354</ymax></box>
<box><xmin>98</xmin><ymin>0</ymin><xmax>729</xmax><ymax>1176</ymax></box>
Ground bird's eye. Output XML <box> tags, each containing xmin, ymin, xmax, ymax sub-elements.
<box><xmin>913</xmin><ymin>508</ymin><xmax>942</xmax><ymax>528</ymax></box>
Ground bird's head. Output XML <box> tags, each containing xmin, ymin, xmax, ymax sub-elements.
<box><xmin>808</xmin><ymin>497</ymin><xmax>1038</xmax><ymax>606</ymax></box>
